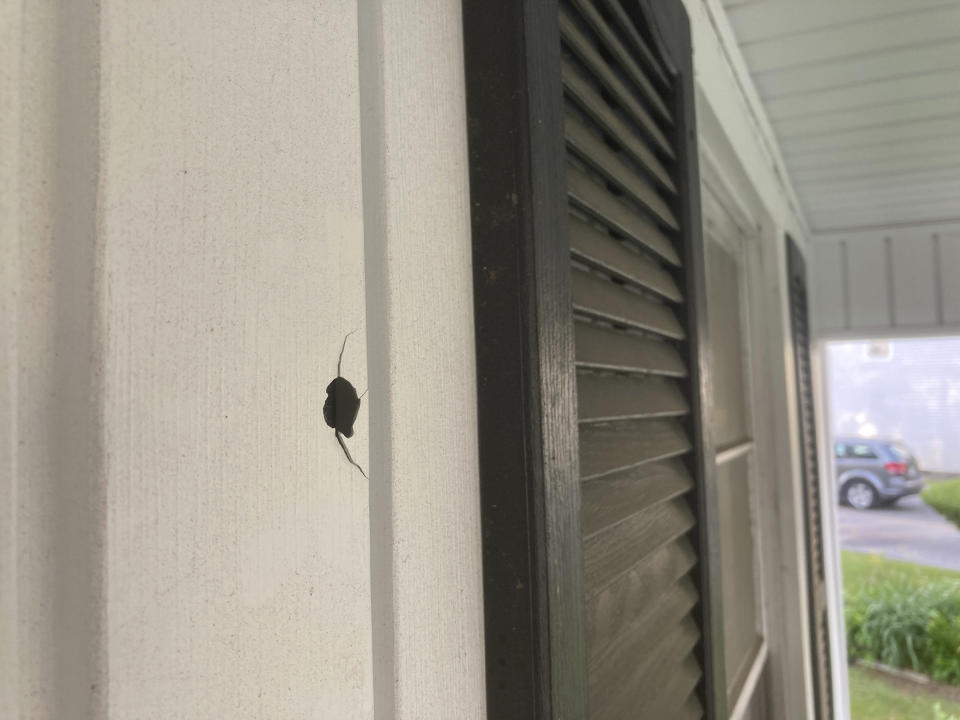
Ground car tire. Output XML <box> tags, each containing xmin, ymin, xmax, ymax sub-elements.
<box><xmin>844</xmin><ymin>479</ymin><xmax>878</xmax><ymax>510</ymax></box>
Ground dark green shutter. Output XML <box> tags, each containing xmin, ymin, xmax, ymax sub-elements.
<box><xmin>561</xmin><ymin>1</ymin><xmax>718</xmax><ymax>718</ymax></box>
<box><xmin>788</xmin><ymin>236</ymin><xmax>835</xmax><ymax>720</ymax></box>
<box><xmin>463</xmin><ymin>0</ymin><xmax>720</xmax><ymax>718</ymax></box>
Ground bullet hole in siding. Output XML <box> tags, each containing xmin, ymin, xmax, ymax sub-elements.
<box><xmin>324</xmin><ymin>331</ymin><xmax>367</xmax><ymax>478</ymax></box>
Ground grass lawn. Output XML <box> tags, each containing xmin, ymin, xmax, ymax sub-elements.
<box><xmin>849</xmin><ymin>665</ymin><xmax>960</xmax><ymax>720</ymax></box>
<box><xmin>843</xmin><ymin>550</ymin><xmax>960</xmax><ymax>591</ymax></box>
<box><xmin>844</xmin><ymin>551</ymin><xmax>960</xmax><ymax>719</ymax></box>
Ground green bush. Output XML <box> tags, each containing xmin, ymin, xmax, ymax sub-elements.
<box><xmin>844</xmin><ymin>553</ymin><xmax>960</xmax><ymax>686</ymax></box>
<box><xmin>935</xmin><ymin>703</ymin><xmax>960</xmax><ymax>720</ymax></box>
<box><xmin>923</xmin><ymin>479</ymin><xmax>960</xmax><ymax>530</ymax></box>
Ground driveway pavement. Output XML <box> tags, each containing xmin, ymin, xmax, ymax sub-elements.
<box><xmin>837</xmin><ymin>494</ymin><xmax>960</xmax><ymax>572</ymax></box>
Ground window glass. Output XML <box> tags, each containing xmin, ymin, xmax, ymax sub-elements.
<box><xmin>887</xmin><ymin>442</ymin><xmax>912</xmax><ymax>461</ymax></box>
<box><xmin>850</xmin><ymin>444</ymin><xmax>877</xmax><ymax>459</ymax></box>
<box><xmin>835</xmin><ymin>443</ymin><xmax>848</xmax><ymax>458</ymax></box>
<box><xmin>705</xmin><ymin>236</ymin><xmax>748</xmax><ymax>448</ymax></box>
<box><xmin>717</xmin><ymin>455</ymin><xmax>760</xmax><ymax>697</ymax></box>
<box><xmin>704</xmin><ymin>213</ymin><xmax>762</xmax><ymax>706</ymax></box>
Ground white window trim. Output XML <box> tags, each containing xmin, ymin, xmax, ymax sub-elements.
<box><xmin>815</xmin><ymin>341</ymin><xmax>853</xmax><ymax>720</ymax></box>
<box><xmin>704</xmin><ymin>179</ymin><xmax>770</xmax><ymax>712</ymax></box>
<box><xmin>701</xmin><ymin>139</ymin><xmax>818</xmax><ymax>718</ymax></box>
<box><xmin>716</xmin><ymin>440</ymin><xmax>755</xmax><ymax>466</ymax></box>
<box><xmin>729</xmin><ymin>640</ymin><xmax>770</xmax><ymax>720</ymax></box>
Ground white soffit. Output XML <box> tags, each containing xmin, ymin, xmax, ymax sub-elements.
<box><xmin>721</xmin><ymin>0</ymin><xmax>960</xmax><ymax>234</ymax></box>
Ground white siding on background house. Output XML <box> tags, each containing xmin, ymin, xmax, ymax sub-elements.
<box><xmin>827</xmin><ymin>338</ymin><xmax>960</xmax><ymax>474</ymax></box>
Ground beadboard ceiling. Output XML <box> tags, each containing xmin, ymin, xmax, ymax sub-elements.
<box><xmin>721</xmin><ymin>0</ymin><xmax>960</xmax><ymax>234</ymax></box>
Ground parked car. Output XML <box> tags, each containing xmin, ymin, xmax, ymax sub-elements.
<box><xmin>835</xmin><ymin>437</ymin><xmax>924</xmax><ymax>509</ymax></box>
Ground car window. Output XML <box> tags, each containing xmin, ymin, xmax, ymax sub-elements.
<box><xmin>886</xmin><ymin>442</ymin><xmax>912</xmax><ymax>461</ymax></box>
<box><xmin>835</xmin><ymin>442</ymin><xmax>848</xmax><ymax>458</ymax></box>
<box><xmin>850</xmin><ymin>444</ymin><xmax>877</xmax><ymax>459</ymax></box>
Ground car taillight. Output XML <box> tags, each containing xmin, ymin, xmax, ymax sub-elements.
<box><xmin>885</xmin><ymin>461</ymin><xmax>908</xmax><ymax>475</ymax></box>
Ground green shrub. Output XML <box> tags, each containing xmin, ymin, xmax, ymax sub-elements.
<box><xmin>935</xmin><ymin>703</ymin><xmax>960</xmax><ymax>720</ymax></box>
<box><xmin>844</xmin><ymin>554</ymin><xmax>960</xmax><ymax>686</ymax></box>
<box><xmin>923</xmin><ymin>479</ymin><xmax>960</xmax><ymax>530</ymax></box>
<box><xmin>928</xmin><ymin>610</ymin><xmax>960</xmax><ymax>685</ymax></box>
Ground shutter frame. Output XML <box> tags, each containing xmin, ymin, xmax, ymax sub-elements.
<box><xmin>462</xmin><ymin>0</ymin><xmax>589</xmax><ymax>717</ymax></box>
<box><xmin>463</xmin><ymin>1</ymin><xmax>726</xmax><ymax>718</ymax></box>
<box><xmin>631</xmin><ymin>3</ymin><xmax>728</xmax><ymax>716</ymax></box>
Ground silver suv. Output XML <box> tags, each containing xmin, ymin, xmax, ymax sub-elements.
<box><xmin>835</xmin><ymin>437</ymin><xmax>924</xmax><ymax>510</ymax></box>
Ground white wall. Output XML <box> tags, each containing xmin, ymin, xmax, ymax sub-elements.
<box><xmin>813</xmin><ymin>222</ymin><xmax>960</xmax><ymax>337</ymax></box>
<box><xmin>99</xmin><ymin>1</ymin><xmax>377</xmax><ymax>716</ymax></box>
<box><xmin>2</xmin><ymin>1</ymin><xmax>484</xmax><ymax>718</ymax></box>
<box><xmin>358</xmin><ymin>1</ymin><xmax>486</xmax><ymax>717</ymax></box>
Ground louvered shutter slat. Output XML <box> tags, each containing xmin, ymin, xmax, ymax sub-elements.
<box><xmin>568</xmin><ymin>165</ymin><xmax>680</xmax><ymax>265</ymax></box>
<box><xmin>587</xmin><ymin>535</ymin><xmax>697</xmax><ymax>659</ymax></box>
<box><xmin>565</xmin><ymin>114</ymin><xmax>679</xmax><ymax>230</ymax></box>
<box><xmin>562</xmin><ymin>2</ymin><xmax>707</xmax><ymax>717</ymax></box>
<box><xmin>562</xmin><ymin>59</ymin><xmax>676</xmax><ymax>193</ymax></box>
<box><xmin>572</xmin><ymin>268</ymin><xmax>685</xmax><ymax>339</ymax></box>
<box><xmin>578</xmin><ymin>373</ymin><xmax>688</xmax><ymax>422</ymax></box>
<box><xmin>591</xmin><ymin>615</ymin><xmax>701</xmax><ymax>720</ymax></box>
<box><xmin>559</xmin><ymin>9</ymin><xmax>674</xmax><ymax>157</ymax></box>
<box><xmin>581</xmin><ymin>458</ymin><xmax>694</xmax><ymax>535</ymax></box>
<box><xmin>579</xmin><ymin>418</ymin><xmax>691</xmax><ymax>479</ymax></box>
<box><xmin>682</xmin><ymin>694</ymin><xmax>706</xmax><ymax>720</ymax></box>
<box><xmin>574</xmin><ymin>321</ymin><xmax>687</xmax><ymax>376</ymax></box>
<box><xmin>567</xmin><ymin>0</ymin><xmax>672</xmax><ymax>122</ymax></box>
<box><xmin>642</xmin><ymin>654</ymin><xmax>705</xmax><ymax>719</ymax></box>
<box><xmin>591</xmin><ymin>575</ymin><xmax>699</xmax><ymax>673</ymax></box>
<box><xmin>570</xmin><ymin>216</ymin><xmax>683</xmax><ymax>301</ymax></box>
<box><xmin>583</xmin><ymin>496</ymin><xmax>695</xmax><ymax>590</ymax></box>
<box><xmin>594</xmin><ymin>0</ymin><xmax>671</xmax><ymax>87</ymax></box>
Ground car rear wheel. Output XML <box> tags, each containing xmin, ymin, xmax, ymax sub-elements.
<box><xmin>845</xmin><ymin>479</ymin><xmax>878</xmax><ymax>510</ymax></box>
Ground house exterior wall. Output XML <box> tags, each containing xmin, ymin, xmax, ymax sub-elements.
<box><xmin>813</xmin><ymin>222</ymin><xmax>960</xmax><ymax>337</ymax></box>
<box><xmin>3</xmin><ymin>0</ymin><xmax>825</xmax><ymax>718</ymax></box>
<box><xmin>98</xmin><ymin>2</ymin><xmax>378</xmax><ymax>717</ymax></box>
<box><xmin>2</xmin><ymin>1</ymin><xmax>483</xmax><ymax>719</ymax></box>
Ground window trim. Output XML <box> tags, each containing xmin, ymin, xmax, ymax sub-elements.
<box><xmin>704</xmin><ymin>192</ymin><xmax>767</xmax><ymax>710</ymax></box>
<box><xmin>728</xmin><ymin>640</ymin><xmax>770</xmax><ymax>720</ymax></box>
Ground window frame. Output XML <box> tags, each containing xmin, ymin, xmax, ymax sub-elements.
<box><xmin>702</xmin><ymin>182</ymin><xmax>769</xmax><ymax>715</ymax></box>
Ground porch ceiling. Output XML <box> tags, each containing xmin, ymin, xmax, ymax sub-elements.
<box><xmin>721</xmin><ymin>0</ymin><xmax>960</xmax><ymax>234</ymax></box>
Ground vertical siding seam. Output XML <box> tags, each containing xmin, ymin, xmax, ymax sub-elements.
<box><xmin>932</xmin><ymin>233</ymin><xmax>945</xmax><ymax>326</ymax></box>
<box><xmin>51</xmin><ymin>0</ymin><xmax>107</xmax><ymax>715</ymax></box>
<box><xmin>839</xmin><ymin>240</ymin><xmax>851</xmax><ymax>330</ymax></box>
<box><xmin>884</xmin><ymin>236</ymin><xmax>896</xmax><ymax>327</ymax></box>
<box><xmin>357</xmin><ymin>2</ymin><xmax>396</xmax><ymax>718</ymax></box>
